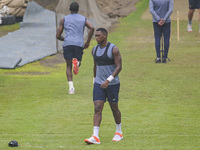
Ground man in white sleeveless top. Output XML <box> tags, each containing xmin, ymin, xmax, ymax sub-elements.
<box><xmin>85</xmin><ymin>28</ymin><xmax>123</xmax><ymax>144</ymax></box>
<box><xmin>56</xmin><ymin>2</ymin><xmax>94</xmax><ymax>94</ymax></box>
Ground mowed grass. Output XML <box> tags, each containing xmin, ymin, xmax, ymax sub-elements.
<box><xmin>0</xmin><ymin>0</ymin><xmax>200</xmax><ymax>149</ymax></box>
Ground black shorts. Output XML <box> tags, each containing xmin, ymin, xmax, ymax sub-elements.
<box><xmin>63</xmin><ymin>45</ymin><xmax>84</xmax><ymax>61</ymax></box>
<box><xmin>93</xmin><ymin>83</ymin><xmax>120</xmax><ymax>103</ymax></box>
<box><xmin>189</xmin><ymin>0</ymin><xmax>200</xmax><ymax>9</ymax></box>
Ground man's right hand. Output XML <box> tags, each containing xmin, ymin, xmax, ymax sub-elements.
<box><xmin>84</xmin><ymin>41</ymin><xmax>90</xmax><ymax>49</ymax></box>
<box><xmin>100</xmin><ymin>80</ymin><xmax>110</xmax><ymax>89</ymax></box>
<box><xmin>158</xmin><ymin>19</ymin><xmax>165</xmax><ymax>26</ymax></box>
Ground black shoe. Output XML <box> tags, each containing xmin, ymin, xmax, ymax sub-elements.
<box><xmin>162</xmin><ymin>59</ymin><xmax>167</xmax><ymax>63</ymax></box>
<box><xmin>162</xmin><ymin>58</ymin><xmax>170</xmax><ymax>63</ymax></box>
<box><xmin>155</xmin><ymin>58</ymin><xmax>161</xmax><ymax>63</ymax></box>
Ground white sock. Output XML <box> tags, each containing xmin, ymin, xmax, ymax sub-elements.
<box><xmin>116</xmin><ymin>123</ymin><xmax>122</xmax><ymax>134</ymax></box>
<box><xmin>93</xmin><ymin>126</ymin><xmax>100</xmax><ymax>138</ymax></box>
<box><xmin>77</xmin><ymin>61</ymin><xmax>80</xmax><ymax>67</ymax></box>
<box><xmin>68</xmin><ymin>81</ymin><xmax>74</xmax><ymax>90</ymax></box>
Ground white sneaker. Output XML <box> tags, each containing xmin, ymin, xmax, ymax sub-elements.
<box><xmin>69</xmin><ymin>88</ymin><xmax>75</xmax><ymax>94</ymax></box>
<box><xmin>187</xmin><ymin>24</ymin><xmax>192</xmax><ymax>32</ymax></box>
<box><xmin>112</xmin><ymin>132</ymin><xmax>123</xmax><ymax>141</ymax></box>
<box><xmin>85</xmin><ymin>135</ymin><xmax>100</xmax><ymax>144</ymax></box>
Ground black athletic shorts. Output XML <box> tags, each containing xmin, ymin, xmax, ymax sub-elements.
<box><xmin>63</xmin><ymin>45</ymin><xmax>84</xmax><ymax>61</ymax></box>
<box><xmin>93</xmin><ymin>83</ymin><xmax>120</xmax><ymax>103</ymax></box>
<box><xmin>189</xmin><ymin>0</ymin><xmax>200</xmax><ymax>9</ymax></box>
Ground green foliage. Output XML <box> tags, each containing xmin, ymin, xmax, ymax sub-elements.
<box><xmin>0</xmin><ymin>0</ymin><xmax>200</xmax><ymax>149</ymax></box>
<box><xmin>0</xmin><ymin>23</ymin><xmax>20</xmax><ymax>32</ymax></box>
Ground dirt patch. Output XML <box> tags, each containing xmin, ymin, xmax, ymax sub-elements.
<box><xmin>4</xmin><ymin>72</ymin><xmax>50</xmax><ymax>75</ymax></box>
<box><xmin>39</xmin><ymin>53</ymin><xmax>65</xmax><ymax>68</ymax></box>
<box><xmin>96</xmin><ymin>0</ymin><xmax>139</xmax><ymax>18</ymax></box>
<box><xmin>33</xmin><ymin>0</ymin><xmax>140</xmax><ymax>18</ymax></box>
<box><xmin>0</xmin><ymin>31</ymin><xmax>10</xmax><ymax>37</ymax></box>
<box><xmin>33</xmin><ymin>0</ymin><xmax>59</xmax><ymax>11</ymax></box>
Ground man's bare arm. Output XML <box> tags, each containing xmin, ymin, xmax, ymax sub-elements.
<box><xmin>56</xmin><ymin>19</ymin><xmax>64</xmax><ymax>41</ymax></box>
<box><xmin>84</xmin><ymin>19</ymin><xmax>94</xmax><ymax>49</ymax></box>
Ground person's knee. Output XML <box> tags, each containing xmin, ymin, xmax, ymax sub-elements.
<box><xmin>110</xmin><ymin>105</ymin><xmax>120</xmax><ymax>113</ymax></box>
<box><xmin>112</xmin><ymin>108</ymin><xmax>121</xmax><ymax>117</ymax></box>
<box><xmin>94</xmin><ymin>104</ymin><xmax>102</xmax><ymax>114</ymax></box>
<box><xmin>189</xmin><ymin>9</ymin><xmax>195</xmax><ymax>14</ymax></box>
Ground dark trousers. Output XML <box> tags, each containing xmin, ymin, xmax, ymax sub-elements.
<box><xmin>153</xmin><ymin>22</ymin><xmax>171</xmax><ymax>59</ymax></box>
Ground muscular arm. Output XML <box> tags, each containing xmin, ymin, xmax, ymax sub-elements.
<box><xmin>56</xmin><ymin>18</ymin><xmax>64</xmax><ymax>41</ymax></box>
<box><xmin>100</xmin><ymin>46</ymin><xmax>122</xmax><ymax>89</ymax></box>
<box><xmin>84</xmin><ymin>19</ymin><xmax>94</xmax><ymax>49</ymax></box>
<box><xmin>111</xmin><ymin>46</ymin><xmax>122</xmax><ymax>78</ymax></box>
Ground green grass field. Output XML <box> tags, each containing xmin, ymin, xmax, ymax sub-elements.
<box><xmin>0</xmin><ymin>0</ymin><xmax>200</xmax><ymax>149</ymax></box>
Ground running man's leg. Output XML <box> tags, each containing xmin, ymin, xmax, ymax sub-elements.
<box><xmin>65</xmin><ymin>59</ymin><xmax>73</xmax><ymax>82</ymax></box>
<box><xmin>65</xmin><ymin>59</ymin><xmax>75</xmax><ymax>94</ymax></box>
<box><xmin>188</xmin><ymin>9</ymin><xmax>195</xmax><ymax>32</ymax></box>
<box><xmin>188</xmin><ymin>0</ymin><xmax>197</xmax><ymax>32</ymax></box>
<box><xmin>188</xmin><ymin>9</ymin><xmax>195</xmax><ymax>22</ymax></box>
<box><xmin>72</xmin><ymin>46</ymin><xmax>84</xmax><ymax>75</ymax></box>
<box><xmin>63</xmin><ymin>46</ymin><xmax>75</xmax><ymax>94</ymax></box>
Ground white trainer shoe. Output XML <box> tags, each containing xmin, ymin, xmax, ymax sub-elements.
<box><xmin>85</xmin><ymin>135</ymin><xmax>100</xmax><ymax>144</ymax></box>
<box><xmin>112</xmin><ymin>132</ymin><xmax>123</xmax><ymax>141</ymax></box>
<box><xmin>69</xmin><ymin>88</ymin><xmax>75</xmax><ymax>94</ymax></box>
<box><xmin>187</xmin><ymin>24</ymin><xmax>192</xmax><ymax>32</ymax></box>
